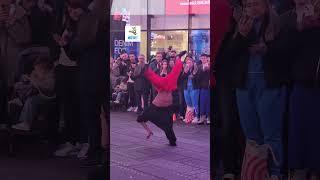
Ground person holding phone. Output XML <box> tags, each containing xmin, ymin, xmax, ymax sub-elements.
<box><xmin>223</xmin><ymin>0</ymin><xmax>288</xmax><ymax>179</ymax></box>
<box><xmin>286</xmin><ymin>0</ymin><xmax>320</xmax><ymax>179</ymax></box>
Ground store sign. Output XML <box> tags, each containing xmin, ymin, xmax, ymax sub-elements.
<box><xmin>125</xmin><ymin>26</ymin><xmax>141</xmax><ymax>42</ymax></box>
<box><xmin>112</xmin><ymin>32</ymin><xmax>139</xmax><ymax>58</ymax></box>
<box><xmin>166</xmin><ymin>0</ymin><xmax>210</xmax><ymax>15</ymax></box>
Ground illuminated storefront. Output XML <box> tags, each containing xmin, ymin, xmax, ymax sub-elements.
<box><xmin>111</xmin><ymin>0</ymin><xmax>210</xmax><ymax>62</ymax></box>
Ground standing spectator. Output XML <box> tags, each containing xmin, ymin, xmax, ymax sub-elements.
<box><xmin>149</xmin><ymin>51</ymin><xmax>163</xmax><ymax>101</ymax></box>
<box><xmin>132</xmin><ymin>54</ymin><xmax>150</xmax><ymax>114</ymax></box>
<box><xmin>126</xmin><ymin>62</ymin><xmax>137</xmax><ymax>112</ymax></box>
<box><xmin>129</xmin><ymin>51</ymin><xmax>137</xmax><ymax>64</ymax></box>
<box><xmin>225</xmin><ymin>0</ymin><xmax>288</xmax><ymax>178</ymax></box>
<box><xmin>0</xmin><ymin>0</ymin><xmax>31</xmax><ymax>87</ymax></box>
<box><xmin>27</xmin><ymin>0</ymin><xmax>54</xmax><ymax>47</ymax></box>
<box><xmin>198</xmin><ymin>54</ymin><xmax>210</xmax><ymax>124</ymax></box>
<box><xmin>159</xmin><ymin>59</ymin><xmax>171</xmax><ymax>77</ymax></box>
<box><xmin>180</xmin><ymin>56</ymin><xmax>201</xmax><ymax>123</ymax></box>
<box><xmin>66</xmin><ymin>0</ymin><xmax>106</xmax><ymax>165</ymax></box>
<box><xmin>110</xmin><ymin>57</ymin><xmax>120</xmax><ymax>89</ymax></box>
<box><xmin>288</xmin><ymin>0</ymin><xmax>320</xmax><ymax>179</ymax></box>
<box><xmin>53</xmin><ymin>4</ymin><xmax>80</xmax><ymax>157</ymax></box>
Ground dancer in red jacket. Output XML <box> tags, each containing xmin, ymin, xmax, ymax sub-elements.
<box><xmin>137</xmin><ymin>51</ymin><xmax>187</xmax><ymax>146</ymax></box>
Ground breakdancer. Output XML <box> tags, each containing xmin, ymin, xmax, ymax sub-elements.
<box><xmin>137</xmin><ymin>51</ymin><xmax>187</xmax><ymax>146</ymax></box>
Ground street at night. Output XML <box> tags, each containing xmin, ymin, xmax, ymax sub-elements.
<box><xmin>110</xmin><ymin>112</ymin><xmax>210</xmax><ymax>180</ymax></box>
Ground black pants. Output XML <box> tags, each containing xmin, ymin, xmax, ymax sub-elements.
<box><xmin>137</xmin><ymin>104</ymin><xmax>177</xmax><ymax>144</ymax></box>
<box><xmin>135</xmin><ymin>90</ymin><xmax>149</xmax><ymax>112</ymax></box>
<box><xmin>56</xmin><ymin>65</ymin><xmax>80</xmax><ymax>144</ymax></box>
<box><xmin>178</xmin><ymin>87</ymin><xmax>186</xmax><ymax>117</ymax></box>
<box><xmin>216</xmin><ymin>79</ymin><xmax>245</xmax><ymax>175</ymax></box>
<box><xmin>79</xmin><ymin>94</ymin><xmax>102</xmax><ymax>157</ymax></box>
<box><xmin>127</xmin><ymin>82</ymin><xmax>136</xmax><ymax>107</ymax></box>
<box><xmin>0</xmin><ymin>79</ymin><xmax>7</xmax><ymax>124</ymax></box>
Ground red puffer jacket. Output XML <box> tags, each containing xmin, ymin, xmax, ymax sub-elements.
<box><xmin>144</xmin><ymin>59</ymin><xmax>183</xmax><ymax>92</ymax></box>
<box><xmin>211</xmin><ymin>0</ymin><xmax>232</xmax><ymax>88</ymax></box>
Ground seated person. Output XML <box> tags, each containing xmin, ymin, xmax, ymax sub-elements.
<box><xmin>11</xmin><ymin>56</ymin><xmax>55</xmax><ymax>131</ymax></box>
<box><xmin>112</xmin><ymin>78</ymin><xmax>128</xmax><ymax>104</ymax></box>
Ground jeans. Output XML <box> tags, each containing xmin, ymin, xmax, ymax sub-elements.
<box><xmin>19</xmin><ymin>95</ymin><xmax>53</xmax><ymax>126</ymax></box>
<box><xmin>184</xmin><ymin>86</ymin><xmax>200</xmax><ymax>117</ymax></box>
<box><xmin>200</xmin><ymin>88</ymin><xmax>210</xmax><ymax>117</ymax></box>
<box><xmin>79</xmin><ymin>95</ymin><xmax>101</xmax><ymax>156</ymax></box>
<box><xmin>236</xmin><ymin>75</ymin><xmax>286</xmax><ymax>175</ymax></box>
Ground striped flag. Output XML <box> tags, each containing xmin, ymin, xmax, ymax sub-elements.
<box><xmin>241</xmin><ymin>140</ymin><xmax>270</xmax><ymax>180</ymax></box>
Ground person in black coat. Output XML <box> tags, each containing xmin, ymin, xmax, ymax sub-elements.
<box><xmin>132</xmin><ymin>54</ymin><xmax>150</xmax><ymax>114</ymax></box>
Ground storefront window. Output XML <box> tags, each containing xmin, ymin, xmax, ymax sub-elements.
<box><xmin>110</xmin><ymin>0</ymin><xmax>210</xmax><ymax>59</ymax></box>
<box><xmin>189</xmin><ymin>30</ymin><xmax>210</xmax><ymax>61</ymax></box>
<box><xmin>150</xmin><ymin>31</ymin><xmax>188</xmax><ymax>56</ymax></box>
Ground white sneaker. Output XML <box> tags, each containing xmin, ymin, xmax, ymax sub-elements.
<box><xmin>206</xmin><ymin>117</ymin><xmax>210</xmax><ymax>124</ymax></box>
<box><xmin>54</xmin><ymin>142</ymin><xmax>75</xmax><ymax>157</ymax></box>
<box><xmin>12</xmin><ymin>122</ymin><xmax>30</xmax><ymax>131</ymax></box>
<box><xmin>133</xmin><ymin>107</ymin><xmax>138</xmax><ymax>113</ymax></box>
<box><xmin>192</xmin><ymin>117</ymin><xmax>199</xmax><ymax>124</ymax></box>
<box><xmin>197</xmin><ymin>116</ymin><xmax>206</xmax><ymax>124</ymax></box>
<box><xmin>127</xmin><ymin>107</ymin><xmax>133</xmax><ymax>112</ymax></box>
<box><xmin>8</xmin><ymin>98</ymin><xmax>23</xmax><ymax>106</ymax></box>
<box><xmin>114</xmin><ymin>100</ymin><xmax>120</xmax><ymax>104</ymax></box>
<box><xmin>77</xmin><ymin>143</ymin><xmax>90</xmax><ymax>159</ymax></box>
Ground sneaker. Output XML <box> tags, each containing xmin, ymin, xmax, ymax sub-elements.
<box><xmin>133</xmin><ymin>107</ymin><xmax>138</xmax><ymax>113</ymax></box>
<box><xmin>127</xmin><ymin>107</ymin><xmax>133</xmax><ymax>112</ymax></box>
<box><xmin>54</xmin><ymin>142</ymin><xmax>75</xmax><ymax>157</ymax></box>
<box><xmin>77</xmin><ymin>143</ymin><xmax>90</xmax><ymax>159</ymax></box>
<box><xmin>206</xmin><ymin>117</ymin><xmax>210</xmax><ymax>124</ymax></box>
<box><xmin>114</xmin><ymin>100</ymin><xmax>120</xmax><ymax>104</ymax></box>
<box><xmin>270</xmin><ymin>175</ymin><xmax>281</xmax><ymax>180</ymax></box>
<box><xmin>197</xmin><ymin>116</ymin><xmax>206</xmax><ymax>124</ymax></box>
<box><xmin>12</xmin><ymin>122</ymin><xmax>30</xmax><ymax>131</ymax></box>
<box><xmin>223</xmin><ymin>173</ymin><xmax>235</xmax><ymax>180</ymax></box>
<box><xmin>192</xmin><ymin>117</ymin><xmax>199</xmax><ymax>124</ymax></box>
<box><xmin>8</xmin><ymin>98</ymin><xmax>23</xmax><ymax>106</ymax></box>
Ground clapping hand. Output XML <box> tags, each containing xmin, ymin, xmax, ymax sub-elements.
<box><xmin>238</xmin><ymin>14</ymin><xmax>254</xmax><ymax>37</ymax></box>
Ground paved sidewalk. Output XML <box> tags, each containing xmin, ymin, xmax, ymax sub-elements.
<box><xmin>110</xmin><ymin>111</ymin><xmax>210</xmax><ymax>180</ymax></box>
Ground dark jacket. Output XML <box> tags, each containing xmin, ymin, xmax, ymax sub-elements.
<box><xmin>198</xmin><ymin>64</ymin><xmax>210</xmax><ymax>89</ymax></box>
<box><xmin>66</xmin><ymin>7</ymin><xmax>106</xmax><ymax>97</ymax></box>
<box><xmin>289</xmin><ymin>27</ymin><xmax>320</xmax><ymax>87</ymax></box>
<box><xmin>180</xmin><ymin>65</ymin><xmax>201</xmax><ymax>90</ymax></box>
<box><xmin>132</xmin><ymin>63</ymin><xmax>150</xmax><ymax>92</ymax></box>
<box><xmin>221</xmin><ymin>28</ymin><xmax>291</xmax><ymax>88</ymax></box>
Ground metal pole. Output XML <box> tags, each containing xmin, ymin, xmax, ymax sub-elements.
<box><xmin>146</xmin><ymin>0</ymin><xmax>151</xmax><ymax>62</ymax></box>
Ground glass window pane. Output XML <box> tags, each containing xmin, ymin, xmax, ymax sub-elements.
<box><xmin>191</xmin><ymin>14</ymin><xmax>210</xmax><ymax>29</ymax></box>
<box><xmin>111</xmin><ymin>0</ymin><xmax>147</xmax><ymax>15</ymax></box>
<box><xmin>150</xmin><ymin>31</ymin><xmax>188</xmax><ymax>56</ymax></box>
<box><xmin>189</xmin><ymin>30</ymin><xmax>210</xmax><ymax>61</ymax></box>
<box><xmin>139</xmin><ymin>32</ymin><xmax>148</xmax><ymax>57</ymax></box>
<box><xmin>151</xmin><ymin>15</ymin><xmax>189</xmax><ymax>30</ymax></box>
